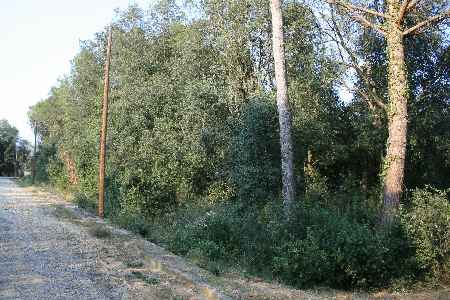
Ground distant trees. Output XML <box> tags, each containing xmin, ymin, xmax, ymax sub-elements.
<box><xmin>0</xmin><ymin>120</ymin><xmax>18</xmax><ymax>176</ymax></box>
<box><xmin>0</xmin><ymin>119</ymin><xmax>29</xmax><ymax>177</ymax></box>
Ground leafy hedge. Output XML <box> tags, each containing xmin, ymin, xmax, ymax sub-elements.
<box><xmin>401</xmin><ymin>187</ymin><xmax>450</xmax><ymax>283</ymax></box>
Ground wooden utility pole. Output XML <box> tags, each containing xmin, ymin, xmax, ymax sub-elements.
<box><xmin>98</xmin><ymin>27</ymin><xmax>113</xmax><ymax>219</ymax></box>
<box><xmin>32</xmin><ymin>123</ymin><xmax>37</xmax><ymax>184</ymax></box>
<box><xmin>14</xmin><ymin>138</ymin><xmax>17</xmax><ymax>178</ymax></box>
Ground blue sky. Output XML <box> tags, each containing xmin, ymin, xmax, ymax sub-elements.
<box><xmin>0</xmin><ymin>0</ymin><xmax>150</xmax><ymax>142</ymax></box>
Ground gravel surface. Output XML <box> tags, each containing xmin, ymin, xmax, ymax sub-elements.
<box><xmin>0</xmin><ymin>178</ymin><xmax>227</xmax><ymax>300</ymax></box>
<box><xmin>1</xmin><ymin>177</ymin><xmax>449</xmax><ymax>300</ymax></box>
<box><xmin>0</xmin><ymin>178</ymin><xmax>125</xmax><ymax>299</ymax></box>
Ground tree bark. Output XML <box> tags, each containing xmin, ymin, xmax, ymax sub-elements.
<box><xmin>382</xmin><ymin>0</ymin><xmax>409</xmax><ymax>225</ymax></box>
<box><xmin>270</xmin><ymin>0</ymin><xmax>296</xmax><ymax>212</ymax></box>
<box><xmin>60</xmin><ymin>148</ymin><xmax>78</xmax><ymax>186</ymax></box>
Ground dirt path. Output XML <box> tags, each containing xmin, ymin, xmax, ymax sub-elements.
<box><xmin>0</xmin><ymin>178</ymin><xmax>233</xmax><ymax>299</ymax></box>
<box><xmin>1</xmin><ymin>177</ymin><xmax>449</xmax><ymax>300</ymax></box>
<box><xmin>0</xmin><ymin>178</ymin><xmax>121</xmax><ymax>299</ymax></box>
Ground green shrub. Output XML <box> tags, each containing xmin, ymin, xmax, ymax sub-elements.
<box><xmin>115</xmin><ymin>211</ymin><xmax>150</xmax><ymax>237</ymax></box>
<box><xmin>273</xmin><ymin>202</ymin><xmax>411</xmax><ymax>288</ymax></box>
<box><xmin>401</xmin><ymin>187</ymin><xmax>450</xmax><ymax>283</ymax></box>
<box><xmin>74</xmin><ymin>191</ymin><xmax>97</xmax><ymax>213</ymax></box>
<box><xmin>229</xmin><ymin>98</ymin><xmax>281</xmax><ymax>205</ymax></box>
<box><xmin>47</xmin><ymin>157</ymin><xmax>69</xmax><ymax>190</ymax></box>
<box><xmin>152</xmin><ymin>199</ymin><xmax>414</xmax><ymax>289</ymax></box>
<box><xmin>88</xmin><ymin>224</ymin><xmax>112</xmax><ymax>239</ymax></box>
<box><xmin>66</xmin><ymin>180</ymin><xmax>449</xmax><ymax>290</ymax></box>
<box><xmin>34</xmin><ymin>144</ymin><xmax>58</xmax><ymax>183</ymax></box>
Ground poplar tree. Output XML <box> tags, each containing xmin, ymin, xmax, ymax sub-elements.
<box><xmin>270</xmin><ymin>0</ymin><xmax>296</xmax><ymax>212</ymax></box>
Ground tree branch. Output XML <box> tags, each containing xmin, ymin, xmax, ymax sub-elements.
<box><xmin>352</xmin><ymin>14</ymin><xmax>387</xmax><ymax>35</ymax></box>
<box><xmin>338</xmin><ymin>78</ymin><xmax>386</xmax><ymax>113</ymax></box>
<box><xmin>406</xmin><ymin>0</ymin><xmax>420</xmax><ymax>11</ymax></box>
<box><xmin>329</xmin><ymin>14</ymin><xmax>387</xmax><ymax>111</ymax></box>
<box><xmin>326</xmin><ymin>0</ymin><xmax>387</xmax><ymax>35</ymax></box>
<box><xmin>403</xmin><ymin>10</ymin><xmax>450</xmax><ymax>36</ymax></box>
<box><xmin>328</xmin><ymin>0</ymin><xmax>386</xmax><ymax>18</ymax></box>
<box><xmin>397</xmin><ymin>0</ymin><xmax>410</xmax><ymax>24</ymax></box>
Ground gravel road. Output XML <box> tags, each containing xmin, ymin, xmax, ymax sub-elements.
<box><xmin>0</xmin><ymin>178</ymin><xmax>126</xmax><ymax>299</ymax></box>
<box><xmin>0</xmin><ymin>178</ymin><xmax>229</xmax><ymax>300</ymax></box>
<box><xmin>1</xmin><ymin>177</ymin><xmax>449</xmax><ymax>300</ymax></box>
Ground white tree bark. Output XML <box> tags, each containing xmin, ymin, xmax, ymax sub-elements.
<box><xmin>270</xmin><ymin>0</ymin><xmax>296</xmax><ymax>212</ymax></box>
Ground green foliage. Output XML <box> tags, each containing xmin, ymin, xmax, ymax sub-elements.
<box><xmin>230</xmin><ymin>97</ymin><xmax>281</xmax><ymax>204</ymax></box>
<box><xmin>0</xmin><ymin>119</ymin><xmax>19</xmax><ymax>176</ymax></box>
<box><xmin>27</xmin><ymin>0</ymin><xmax>360</xmax><ymax>220</ymax></box>
<box><xmin>114</xmin><ymin>210</ymin><xmax>150</xmax><ymax>237</ymax></box>
<box><xmin>25</xmin><ymin>0</ymin><xmax>450</xmax><ymax>291</ymax></box>
<box><xmin>405</xmin><ymin>34</ymin><xmax>450</xmax><ymax>189</ymax></box>
<box><xmin>401</xmin><ymin>187</ymin><xmax>450</xmax><ymax>283</ymax></box>
<box><xmin>274</xmin><ymin>204</ymin><xmax>411</xmax><ymax>288</ymax></box>
<box><xmin>144</xmin><ymin>197</ymin><xmax>418</xmax><ymax>289</ymax></box>
<box><xmin>88</xmin><ymin>224</ymin><xmax>112</xmax><ymax>239</ymax></box>
<box><xmin>34</xmin><ymin>145</ymin><xmax>58</xmax><ymax>183</ymax></box>
<box><xmin>73</xmin><ymin>191</ymin><xmax>97</xmax><ymax>214</ymax></box>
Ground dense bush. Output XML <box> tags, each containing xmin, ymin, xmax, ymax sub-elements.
<box><xmin>401</xmin><ymin>187</ymin><xmax>450</xmax><ymax>283</ymax></box>
<box><xmin>275</xmin><ymin>204</ymin><xmax>394</xmax><ymax>288</ymax></box>
<box><xmin>0</xmin><ymin>120</ymin><xmax>19</xmax><ymax>176</ymax></box>
<box><xmin>73</xmin><ymin>191</ymin><xmax>97</xmax><ymax>213</ymax></box>
<box><xmin>229</xmin><ymin>98</ymin><xmax>281</xmax><ymax>205</ymax></box>
<box><xmin>143</xmin><ymin>197</ymin><xmax>419</xmax><ymax>289</ymax></box>
<box><xmin>34</xmin><ymin>145</ymin><xmax>57</xmax><ymax>183</ymax></box>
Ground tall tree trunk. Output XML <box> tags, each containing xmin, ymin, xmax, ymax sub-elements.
<box><xmin>382</xmin><ymin>0</ymin><xmax>409</xmax><ymax>225</ymax></box>
<box><xmin>270</xmin><ymin>0</ymin><xmax>296</xmax><ymax>212</ymax></box>
<box><xmin>60</xmin><ymin>148</ymin><xmax>79</xmax><ymax>186</ymax></box>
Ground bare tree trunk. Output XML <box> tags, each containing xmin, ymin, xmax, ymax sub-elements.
<box><xmin>382</xmin><ymin>0</ymin><xmax>409</xmax><ymax>225</ymax></box>
<box><xmin>270</xmin><ymin>0</ymin><xmax>296</xmax><ymax>213</ymax></box>
<box><xmin>304</xmin><ymin>149</ymin><xmax>315</xmax><ymax>180</ymax></box>
<box><xmin>60</xmin><ymin>148</ymin><xmax>78</xmax><ymax>186</ymax></box>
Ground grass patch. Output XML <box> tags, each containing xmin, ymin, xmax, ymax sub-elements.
<box><xmin>74</xmin><ymin>192</ymin><xmax>98</xmax><ymax>214</ymax></box>
<box><xmin>126</xmin><ymin>259</ymin><xmax>145</xmax><ymax>268</ymax></box>
<box><xmin>132</xmin><ymin>271</ymin><xmax>160</xmax><ymax>285</ymax></box>
<box><xmin>16</xmin><ymin>176</ymin><xmax>33</xmax><ymax>187</ymax></box>
<box><xmin>88</xmin><ymin>224</ymin><xmax>112</xmax><ymax>239</ymax></box>
<box><xmin>51</xmin><ymin>205</ymin><xmax>80</xmax><ymax>220</ymax></box>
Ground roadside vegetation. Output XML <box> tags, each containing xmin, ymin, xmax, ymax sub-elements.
<box><xmin>25</xmin><ymin>0</ymin><xmax>449</xmax><ymax>293</ymax></box>
<box><xmin>0</xmin><ymin>120</ymin><xmax>29</xmax><ymax>177</ymax></box>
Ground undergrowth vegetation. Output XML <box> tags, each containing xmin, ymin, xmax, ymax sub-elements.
<box><xmin>26</xmin><ymin>0</ymin><xmax>450</xmax><ymax>292</ymax></box>
<box><xmin>76</xmin><ymin>186</ymin><xmax>448</xmax><ymax>290</ymax></box>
